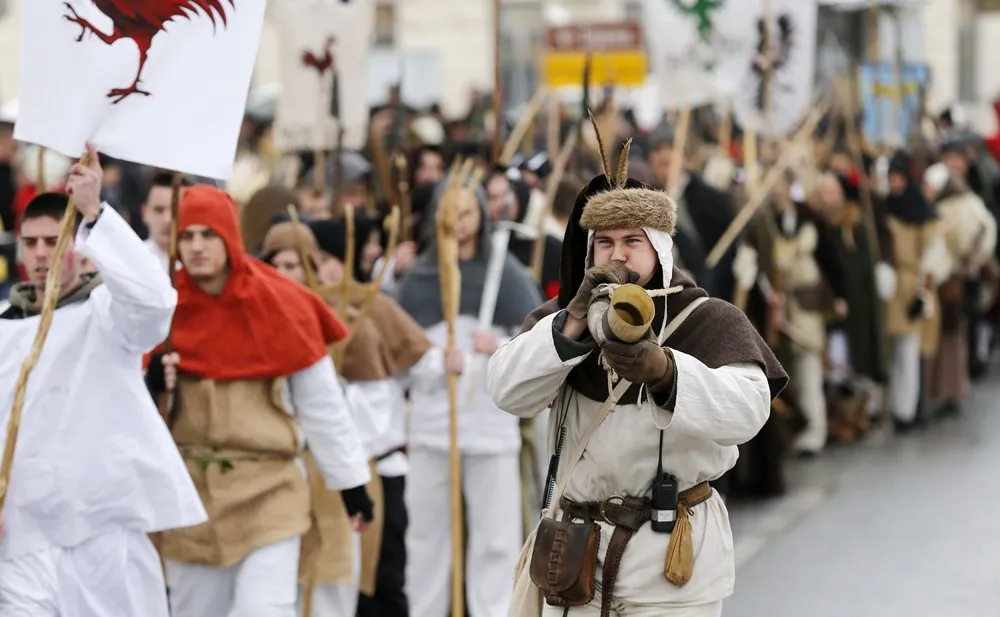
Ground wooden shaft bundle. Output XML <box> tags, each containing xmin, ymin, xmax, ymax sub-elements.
<box><xmin>0</xmin><ymin>152</ymin><xmax>90</xmax><ymax>509</ymax></box>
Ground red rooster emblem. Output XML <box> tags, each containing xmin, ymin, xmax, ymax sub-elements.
<box><xmin>62</xmin><ymin>0</ymin><xmax>234</xmax><ymax>104</ymax></box>
<box><xmin>301</xmin><ymin>36</ymin><xmax>336</xmax><ymax>77</ymax></box>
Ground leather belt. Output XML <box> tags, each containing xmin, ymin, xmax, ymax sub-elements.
<box><xmin>560</xmin><ymin>481</ymin><xmax>713</xmax><ymax>617</ymax></box>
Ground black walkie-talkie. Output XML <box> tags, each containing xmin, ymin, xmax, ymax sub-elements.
<box><xmin>650</xmin><ymin>430</ymin><xmax>678</xmax><ymax>534</ymax></box>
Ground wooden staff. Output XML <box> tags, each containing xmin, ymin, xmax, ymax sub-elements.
<box><xmin>338</xmin><ymin>205</ymin><xmax>356</xmax><ymax>314</ymax></box>
<box><xmin>719</xmin><ymin>101</ymin><xmax>733</xmax><ymax>158</ymax></box>
<box><xmin>286</xmin><ymin>205</ymin><xmax>320</xmax><ymax>291</ymax></box>
<box><xmin>546</xmin><ymin>93</ymin><xmax>560</xmax><ymax>163</ymax></box>
<box><xmin>667</xmin><ymin>106</ymin><xmax>692</xmax><ymax>199</ymax></box>
<box><xmin>436</xmin><ymin>161</ymin><xmax>467</xmax><ymax>617</ymax></box>
<box><xmin>331</xmin><ymin>126</ymin><xmax>345</xmax><ymax>216</ymax></box>
<box><xmin>491</xmin><ymin>0</ymin><xmax>503</xmax><ymax>164</ymax></box>
<box><xmin>394</xmin><ymin>154</ymin><xmax>413</xmax><ymax>243</ymax></box>
<box><xmin>0</xmin><ymin>151</ymin><xmax>90</xmax><ymax>509</ymax></box>
<box><xmin>744</xmin><ymin>128</ymin><xmax>759</xmax><ymax>196</ymax></box>
<box><xmin>706</xmin><ymin>103</ymin><xmax>827</xmax><ymax>268</ymax></box>
<box><xmin>498</xmin><ymin>86</ymin><xmax>549</xmax><ymax>166</ymax></box>
<box><xmin>37</xmin><ymin>146</ymin><xmax>47</xmax><ymax>190</ymax></box>
<box><xmin>156</xmin><ymin>172</ymin><xmax>184</xmax><ymax>422</ymax></box>
<box><xmin>530</xmin><ymin>130</ymin><xmax>577</xmax><ymax>282</ymax></box>
<box><xmin>369</xmin><ymin>124</ymin><xmax>396</xmax><ymax>208</ymax></box>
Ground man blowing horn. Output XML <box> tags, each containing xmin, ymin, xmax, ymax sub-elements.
<box><xmin>488</xmin><ymin>143</ymin><xmax>787</xmax><ymax>617</ymax></box>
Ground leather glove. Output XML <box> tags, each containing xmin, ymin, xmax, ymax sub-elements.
<box><xmin>565</xmin><ymin>261</ymin><xmax>639</xmax><ymax>320</ymax></box>
<box><xmin>601</xmin><ymin>338</ymin><xmax>674</xmax><ymax>387</ymax></box>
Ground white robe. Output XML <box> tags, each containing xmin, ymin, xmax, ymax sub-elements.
<box><xmin>487</xmin><ymin>310</ymin><xmax>771</xmax><ymax>608</ymax></box>
<box><xmin>0</xmin><ymin>206</ymin><xmax>205</xmax><ymax>611</ymax></box>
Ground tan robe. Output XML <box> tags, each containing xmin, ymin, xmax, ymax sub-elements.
<box><xmin>161</xmin><ymin>377</ymin><xmax>310</xmax><ymax>567</ymax></box>
<box><xmin>885</xmin><ymin>217</ymin><xmax>945</xmax><ymax>357</ymax></box>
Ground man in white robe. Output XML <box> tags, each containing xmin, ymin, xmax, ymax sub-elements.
<box><xmin>0</xmin><ymin>143</ymin><xmax>206</xmax><ymax>616</ymax></box>
<box><xmin>488</xmin><ymin>158</ymin><xmax>787</xmax><ymax>617</ymax></box>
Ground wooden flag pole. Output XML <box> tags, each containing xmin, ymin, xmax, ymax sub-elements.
<box><xmin>491</xmin><ymin>0</ymin><xmax>503</xmax><ymax>164</ymax></box>
<box><xmin>0</xmin><ymin>151</ymin><xmax>90</xmax><ymax>509</ymax></box>
<box><xmin>157</xmin><ymin>171</ymin><xmax>184</xmax><ymax>423</ymax></box>
<box><xmin>436</xmin><ymin>159</ymin><xmax>468</xmax><ymax>617</ymax></box>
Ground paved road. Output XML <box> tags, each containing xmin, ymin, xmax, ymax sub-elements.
<box><xmin>723</xmin><ymin>376</ymin><xmax>1000</xmax><ymax>617</ymax></box>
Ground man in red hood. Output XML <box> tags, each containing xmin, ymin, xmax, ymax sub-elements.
<box><xmin>145</xmin><ymin>185</ymin><xmax>373</xmax><ymax>617</ymax></box>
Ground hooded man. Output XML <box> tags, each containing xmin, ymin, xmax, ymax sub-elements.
<box><xmin>0</xmin><ymin>146</ymin><xmax>205</xmax><ymax>616</ymax></box>
<box><xmin>145</xmin><ymin>185</ymin><xmax>373</xmax><ymax>617</ymax></box>
<box><xmin>882</xmin><ymin>151</ymin><xmax>950</xmax><ymax>430</ymax></box>
<box><xmin>487</xmin><ymin>146</ymin><xmax>787</xmax><ymax>617</ymax></box>
<box><xmin>395</xmin><ymin>177</ymin><xmax>543</xmax><ymax>617</ymax></box>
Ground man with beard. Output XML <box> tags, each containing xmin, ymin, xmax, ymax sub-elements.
<box><xmin>488</xmin><ymin>146</ymin><xmax>786</xmax><ymax>617</ymax></box>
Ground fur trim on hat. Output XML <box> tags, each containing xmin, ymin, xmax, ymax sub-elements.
<box><xmin>579</xmin><ymin>187</ymin><xmax>676</xmax><ymax>234</ymax></box>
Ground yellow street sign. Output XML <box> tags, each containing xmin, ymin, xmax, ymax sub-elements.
<box><xmin>542</xmin><ymin>51</ymin><xmax>648</xmax><ymax>87</ymax></box>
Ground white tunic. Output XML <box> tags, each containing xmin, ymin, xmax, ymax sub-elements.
<box><xmin>488</xmin><ymin>310</ymin><xmax>771</xmax><ymax>607</ymax></box>
<box><xmin>0</xmin><ymin>206</ymin><xmax>206</xmax><ymax>561</ymax></box>
<box><xmin>404</xmin><ymin>315</ymin><xmax>518</xmax><ymax>455</ymax></box>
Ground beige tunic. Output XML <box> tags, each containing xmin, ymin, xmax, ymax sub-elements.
<box><xmin>162</xmin><ymin>377</ymin><xmax>310</xmax><ymax>568</ymax></box>
<box><xmin>885</xmin><ymin>217</ymin><xmax>947</xmax><ymax>356</ymax></box>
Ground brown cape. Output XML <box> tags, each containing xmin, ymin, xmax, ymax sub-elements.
<box><xmin>519</xmin><ymin>267</ymin><xmax>788</xmax><ymax>405</ymax></box>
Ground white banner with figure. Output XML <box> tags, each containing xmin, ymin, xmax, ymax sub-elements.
<box><xmin>642</xmin><ymin>0</ymin><xmax>758</xmax><ymax>111</ymax></box>
<box><xmin>273</xmin><ymin>0</ymin><xmax>375</xmax><ymax>153</ymax></box>
<box><xmin>730</xmin><ymin>0</ymin><xmax>818</xmax><ymax>137</ymax></box>
<box><xmin>15</xmin><ymin>0</ymin><xmax>267</xmax><ymax>180</ymax></box>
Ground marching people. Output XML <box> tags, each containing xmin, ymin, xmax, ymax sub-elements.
<box><xmin>145</xmin><ymin>185</ymin><xmax>374</xmax><ymax>617</ymax></box>
<box><xmin>881</xmin><ymin>151</ymin><xmax>950</xmax><ymax>430</ymax></box>
<box><xmin>396</xmin><ymin>179</ymin><xmax>542</xmax><ymax>617</ymax></box>
<box><xmin>921</xmin><ymin>162</ymin><xmax>997</xmax><ymax>415</ymax></box>
<box><xmin>0</xmin><ymin>146</ymin><xmax>206</xmax><ymax>615</ymax></box>
<box><xmin>488</xmin><ymin>146</ymin><xmax>787</xmax><ymax>616</ymax></box>
<box><xmin>306</xmin><ymin>216</ymin><xmax>436</xmax><ymax>617</ymax></box>
<box><xmin>814</xmin><ymin>171</ymin><xmax>893</xmax><ymax>430</ymax></box>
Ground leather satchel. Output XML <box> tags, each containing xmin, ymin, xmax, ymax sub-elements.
<box><xmin>528</xmin><ymin>517</ymin><xmax>600</xmax><ymax>607</ymax></box>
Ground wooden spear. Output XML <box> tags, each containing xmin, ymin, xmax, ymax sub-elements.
<box><xmin>706</xmin><ymin>103</ymin><xmax>828</xmax><ymax>268</ymax></box>
<box><xmin>437</xmin><ymin>159</ymin><xmax>467</xmax><ymax>617</ymax></box>
<box><xmin>0</xmin><ymin>151</ymin><xmax>89</xmax><ymax>509</ymax></box>
<box><xmin>393</xmin><ymin>154</ymin><xmax>413</xmax><ymax>243</ymax></box>
<box><xmin>491</xmin><ymin>0</ymin><xmax>503</xmax><ymax>164</ymax></box>
<box><xmin>157</xmin><ymin>171</ymin><xmax>184</xmax><ymax>423</ymax></box>
<box><xmin>286</xmin><ymin>205</ymin><xmax>320</xmax><ymax>291</ymax></box>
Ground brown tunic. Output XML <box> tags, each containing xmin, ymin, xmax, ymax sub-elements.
<box><xmin>161</xmin><ymin>376</ymin><xmax>310</xmax><ymax>568</ymax></box>
<box><xmin>885</xmin><ymin>217</ymin><xmax>944</xmax><ymax>356</ymax></box>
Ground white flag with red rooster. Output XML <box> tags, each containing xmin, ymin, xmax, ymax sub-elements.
<box><xmin>14</xmin><ymin>0</ymin><xmax>266</xmax><ymax>180</ymax></box>
<box><xmin>729</xmin><ymin>0</ymin><xmax>817</xmax><ymax>138</ymax></box>
<box><xmin>273</xmin><ymin>0</ymin><xmax>375</xmax><ymax>153</ymax></box>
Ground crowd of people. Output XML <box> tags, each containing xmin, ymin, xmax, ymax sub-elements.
<box><xmin>1</xmin><ymin>90</ymin><xmax>1000</xmax><ymax>617</ymax></box>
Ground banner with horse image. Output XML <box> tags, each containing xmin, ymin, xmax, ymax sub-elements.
<box><xmin>273</xmin><ymin>0</ymin><xmax>375</xmax><ymax>153</ymax></box>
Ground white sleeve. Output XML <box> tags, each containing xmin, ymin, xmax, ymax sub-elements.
<box><xmin>920</xmin><ymin>232</ymin><xmax>951</xmax><ymax>285</ymax></box>
<box><xmin>75</xmin><ymin>205</ymin><xmax>176</xmax><ymax>353</ymax></box>
<box><xmin>342</xmin><ymin>379</ymin><xmax>394</xmax><ymax>457</ymax></box>
<box><xmin>290</xmin><ymin>357</ymin><xmax>372</xmax><ymax>490</ymax></box>
<box><xmin>487</xmin><ymin>311</ymin><xmax>592</xmax><ymax>419</ymax></box>
<box><xmin>396</xmin><ymin>347</ymin><xmax>445</xmax><ymax>391</ymax></box>
<box><xmin>650</xmin><ymin>352</ymin><xmax>771</xmax><ymax>447</ymax></box>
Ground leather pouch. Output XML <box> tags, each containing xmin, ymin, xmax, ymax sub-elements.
<box><xmin>528</xmin><ymin>517</ymin><xmax>600</xmax><ymax>607</ymax></box>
